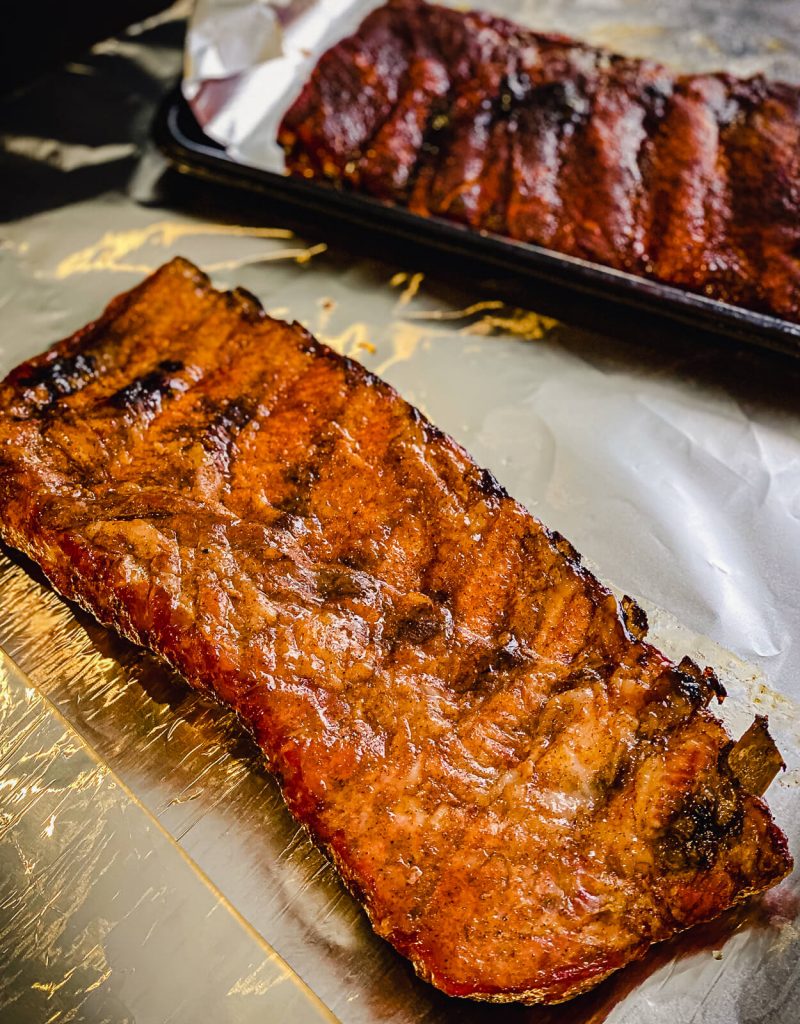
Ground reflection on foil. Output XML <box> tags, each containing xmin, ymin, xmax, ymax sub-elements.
<box><xmin>318</xmin><ymin>282</ymin><xmax>558</xmax><ymax>379</ymax></box>
<box><xmin>0</xmin><ymin>652</ymin><xmax>334</xmax><ymax>1024</ymax></box>
<box><xmin>392</xmin><ymin>271</ymin><xmax>425</xmax><ymax>309</ymax></box>
<box><xmin>52</xmin><ymin>220</ymin><xmax>326</xmax><ymax>278</ymax></box>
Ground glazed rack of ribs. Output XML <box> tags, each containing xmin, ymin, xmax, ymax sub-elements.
<box><xmin>0</xmin><ymin>258</ymin><xmax>791</xmax><ymax>1004</ymax></box>
<box><xmin>279</xmin><ymin>0</ymin><xmax>800</xmax><ymax>325</ymax></box>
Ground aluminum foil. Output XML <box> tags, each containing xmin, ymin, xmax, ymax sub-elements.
<box><xmin>0</xmin><ymin>652</ymin><xmax>335</xmax><ymax>1024</ymax></box>
<box><xmin>2</xmin><ymin>2</ymin><xmax>800</xmax><ymax>1022</ymax></box>
<box><xmin>183</xmin><ymin>0</ymin><xmax>800</xmax><ymax>172</ymax></box>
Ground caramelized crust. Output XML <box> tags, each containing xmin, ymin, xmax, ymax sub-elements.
<box><xmin>279</xmin><ymin>0</ymin><xmax>800</xmax><ymax>322</ymax></box>
<box><xmin>0</xmin><ymin>259</ymin><xmax>791</xmax><ymax>1004</ymax></box>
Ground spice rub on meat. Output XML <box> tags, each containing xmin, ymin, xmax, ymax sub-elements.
<box><xmin>279</xmin><ymin>0</ymin><xmax>800</xmax><ymax>324</ymax></box>
<box><xmin>0</xmin><ymin>259</ymin><xmax>791</xmax><ymax>1004</ymax></box>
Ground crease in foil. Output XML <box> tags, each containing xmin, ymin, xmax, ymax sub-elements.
<box><xmin>183</xmin><ymin>0</ymin><xmax>800</xmax><ymax>174</ymax></box>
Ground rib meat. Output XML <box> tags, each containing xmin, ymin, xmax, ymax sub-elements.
<box><xmin>279</xmin><ymin>0</ymin><xmax>800</xmax><ymax>323</ymax></box>
<box><xmin>0</xmin><ymin>259</ymin><xmax>792</xmax><ymax>1004</ymax></box>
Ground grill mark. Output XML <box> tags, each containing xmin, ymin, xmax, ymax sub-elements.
<box><xmin>3</xmin><ymin>269</ymin><xmax>157</xmax><ymax>416</ymax></box>
<box><xmin>16</xmin><ymin>352</ymin><xmax>98</xmax><ymax>411</ymax></box>
<box><xmin>642</xmin><ymin>75</ymin><xmax>740</xmax><ymax>295</ymax></box>
<box><xmin>228</xmin><ymin>350</ymin><xmax>354</xmax><ymax>530</ymax></box>
<box><xmin>97</xmin><ymin>293</ymin><xmax>312</xmax><ymax>479</ymax></box>
<box><xmin>721</xmin><ymin>80</ymin><xmax>800</xmax><ymax>316</ymax></box>
<box><xmin>59</xmin><ymin>263</ymin><xmax>215</xmax><ymax>417</ymax></box>
<box><xmin>408</xmin><ymin>11</ymin><xmax>521</xmax><ymax>218</ymax></box>
<box><xmin>506</xmin><ymin>44</ymin><xmax>592</xmax><ymax>245</ymax></box>
<box><xmin>108</xmin><ymin>361</ymin><xmax>187</xmax><ymax>415</ymax></box>
<box><xmin>302</xmin><ymin>367</ymin><xmax>436</xmax><ymax>561</ymax></box>
<box><xmin>202</xmin><ymin>397</ymin><xmax>258</xmax><ymax>473</ymax></box>
<box><xmin>279</xmin><ymin>440</ymin><xmax>328</xmax><ymax>518</ymax></box>
<box><xmin>556</xmin><ymin>58</ymin><xmax>670</xmax><ymax>270</ymax></box>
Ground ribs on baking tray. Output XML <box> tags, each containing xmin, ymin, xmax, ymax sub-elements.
<box><xmin>279</xmin><ymin>0</ymin><xmax>800</xmax><ymax>324</ymax></box>
<box><xmin>0</xmin><ymin>259</ymin><xmax>792</xmax><ymax>1004</ymax></box>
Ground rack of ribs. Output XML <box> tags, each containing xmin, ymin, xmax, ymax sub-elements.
<box><xmin>0</xmin><ymin>259</ymin><xmax>791</xmax><ymax>1004</ymax></box>
<box><xmin>279</xmin><ymin>0</ymin><xmax>800</xmax><ymax>324</ymax></box>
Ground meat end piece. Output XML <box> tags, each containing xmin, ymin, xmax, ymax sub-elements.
<box><xmin>278</xmin><ymin>2</ymin><xmax>413</xmax><ymax>181</ymax></box>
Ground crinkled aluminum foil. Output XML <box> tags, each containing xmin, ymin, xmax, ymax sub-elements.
<box><xmin>1</xmin><ymin>2</ymin><xmax>800</xmax><ymax>1022</ymax></box>
<box><xmin>0</xmin><ymin>653</ymin><xmax>334</xmax><ymax>1024</ymax></box>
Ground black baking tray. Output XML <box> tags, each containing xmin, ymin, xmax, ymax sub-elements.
<box><xmin>154</xmin><ymin>86</ymin><xmax>800</xmax><ymax>359</ymax></box>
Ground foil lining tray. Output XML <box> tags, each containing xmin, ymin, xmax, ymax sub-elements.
<box><xmin>1</xmin><ymin>2</ymin><xmax>800</xmax><ymax>1022</ymax></box>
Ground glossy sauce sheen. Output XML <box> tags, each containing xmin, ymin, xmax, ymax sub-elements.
<box><xmin>0</xmin><ymin>260</ymin><xmax>791</xmax><ymax>1004</ymax></box>
<box><xmin>279</xmin><ymin>0</ymin><xmax>800</xmax><ymax>324</ymax></box>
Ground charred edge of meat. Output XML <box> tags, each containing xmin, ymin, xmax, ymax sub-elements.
<box><xmin>422</xmin><ymin>421</ymin><xmax>449</xmax><ymax>449</ymax></box>
<box><xmin>675</xmin><ymin>656</ymin><xmax>725</xmax><ymax>706</ymax></box>
<box><xmin>170</xmin><ymin>255</ymin><xmax>212</xmax><ymax>291</ymax></box>
<box><xmin>477</xmin><ymin>466</ymin><xmax>509</xmax><ymax>502</ymax></box>
<box><xmin>226</xmin><ymin>286</ymin><xmax>267</xmax><ymax>324</ymax></box>
<box><xmin>108</xmin><ymin>360</ymin><xmax>185</xmax><ymax>414</ymax></box>
<box><xmin>656</xmin><ymin>770</ymin><xmax>745</xmax><ymax>872</ymax></box>
<box><xmin>549</xmin><ymin>530</ymin><xmax>583</xmax><ymax>570</ymax></box>
<box><xmin>703</xmin><ymin>665</ymin><xmax>726</xmax><ymax>703</ymax></box>
<box><xmin>342</xmin><ymin>353</ymin><xmax>390</xmax><ymax>393</ymax></box>
<box><xmin>293</xmin><ymin>323</ymin><xmax>325</xmax><ymax>356</ymax></box>
<box><xmin>310</xmin><ymin>339</ymin><xmax>389</xmax><ymax>395</ymax></box>
<box><xmin>621</xmin><ymin>595</ymin><xmax>649</xmax><ymax>640</ymax></box>
<box><xmin>16</xmin><ymin>352</ymin><xmax>98</xmax><ymax>409</ymax></box>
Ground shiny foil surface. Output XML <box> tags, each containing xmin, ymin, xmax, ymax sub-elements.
<box><xmin>0</xmin><ymin>652</ymin><xmax>335</xmax><ymax>1024</ymax></box>
<box><xmin>1</xmin><ymin>2</ymin><xmax>800</xmax><ymax>1022</ymax></box>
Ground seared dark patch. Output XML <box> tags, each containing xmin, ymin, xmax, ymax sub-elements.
<box><xmin>657</xmin><ymin>780</ymin><xmax>744</xmax><ymax>871</ymax></box>
<box><xmin>621</xmin><ymin>595</ymin><xmax>648</xmax><ymax>640</ymax></box>
<box><xmin>202</xmin><ymin>398</ymin><xmax>255</xmax><ymax>469</ymax></box>
<box><xmin>109</xmin><ymin>363</ymin><xmax>185</xmax><ymax>415</ymax></box>
<box><xmin>17</xmin><ymin>352</ymin><xmax>97</xmax><ymax>407</ymax></box>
